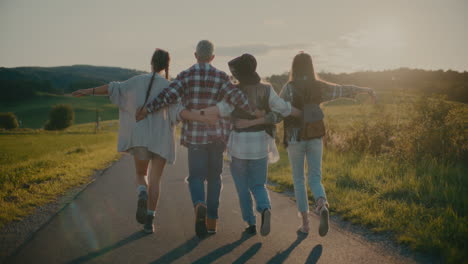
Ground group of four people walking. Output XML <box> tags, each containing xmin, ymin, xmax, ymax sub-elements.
<box><xmin>72</xmin><ymin>40</ymin><xmax>375</xmax><ymax>237</ymax></box>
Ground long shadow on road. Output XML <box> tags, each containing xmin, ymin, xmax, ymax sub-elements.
<box><xmin>305</xmin><ymin>244</ymin><xmax>323</xmax><ymax>264</ymax></box>
<box><xmin>68</xmin><ymin>231</ymin><xmax>148</xmax><ymax>264</ymax></box>
<box><xmin>191</xmin><ymin>232</ymin><xmax>255</xmax><ymax>264</ymax></box>
<box><xmin>232</xmin><ymin>242</ymin><xmax>262</xmax><ymax>264</ymax></box>
<box><xmin>266</xmin><ymin>232</ymin><xmax>308</xmax><ymax>264</ymax></box>
<box><xmin>149</xmin><ymin>236</ymin><xmax>200</xmax><ymax>264</ymax></box>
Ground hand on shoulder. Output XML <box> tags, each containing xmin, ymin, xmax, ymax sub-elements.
<box><xmin>136</xmin><ymin>107</ymin><xmax>148</xmax><ymax>122</ymax></box>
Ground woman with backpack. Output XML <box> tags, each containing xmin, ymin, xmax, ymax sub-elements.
<box><xmin>281</xmin><ymin>52</ymin><xmax>376</xmax><ymax>236</ymax></box>
<box><xmin>71</xmin><ymin>49</ymin><xmax>181</xmax><ymax>234</ymax></box>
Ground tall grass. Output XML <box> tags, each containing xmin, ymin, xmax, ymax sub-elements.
<box><xmin>0</xmin><ymin>121</ymin><xmax>120</xmax><ymax>228</ymax></box>
<box><xmin>269</xmin><ymin>95</ymin><xmax>468</xmax><ymax>263</ymax></box>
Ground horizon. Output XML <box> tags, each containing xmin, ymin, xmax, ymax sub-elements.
<box><xmin>1</xmin><ymin>0</ymin><xmax>467</xmax><ymax>76</ymax></box>
<box><xmin>3</xmin><ymin>64</ymin><xmax>468</xmax><ymax>77</ymax></box>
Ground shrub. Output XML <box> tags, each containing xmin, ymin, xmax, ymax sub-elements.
<box><xmin>326</xmin><ymin>96</ymin><xmax>467</xmax><ymax>163</ymax></box>
<box><xmin>392</xmin><ymin>96</ymin><xmax>467</xmax><ymax>162</ymax></box>
<box><xmin>0</xmin><ymin>112</ymin><xmax>19</xmax><ymax>129</ymax></box>
<box><xmin>44</xmin><ymin>104</ymin><xmax>74</xmax><ymax>130</ymax></box>
<box><xmin>326</xmin><ymin>105</ymin><xmax>397</xmax><ymax>154</ymax></box>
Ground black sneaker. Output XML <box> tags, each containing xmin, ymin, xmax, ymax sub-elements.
<box><xmin>260</xmin><ymin>209</ymin><xmax>271</xmax><ymax>236</ymax></box>
<box><xmin>144</xmin><ymin>214</ymin><xmax>154</xmax><ymax>234</ymax></box>
<box><xmin>136</xmin><ymin>191</ymin><xmax>148</xmax><ymax>224</ymax></box>
<box><xmin>244</xmin><ymin>225</ymin><xmax>257</xmax><ymax>235</ymax></box>
<box><xmin>195</xmin><ymin>203</ymin><xmax>207</xmax><ymax>237</ymax></box>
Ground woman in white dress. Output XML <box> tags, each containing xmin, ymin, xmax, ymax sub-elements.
<box><xmin>72</xmin><ymin>49</ymin><xmax>180</xmax><ymax>233</ymax></box>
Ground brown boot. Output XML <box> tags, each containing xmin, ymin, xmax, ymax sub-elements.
<box><xmin>206</xmin><ymin>217</ymin><xmax>217</xmax><ymax>234</ymax></box>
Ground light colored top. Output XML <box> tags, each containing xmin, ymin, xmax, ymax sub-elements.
<box><xmin>108</xmin><ymin>73</ymin><xmax>181</xmax><ymax>164</ymax></box>
<box><xmin>217</xmin><ymin>85</ymin><xmax>291</xmax><ymax>163</ymax></box>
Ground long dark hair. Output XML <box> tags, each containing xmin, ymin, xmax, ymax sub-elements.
<box><xmin>145</xmin><ymin>49</ymin><xmax>170</xmax><ymax>105</ymax></box>
<box><xmin>289</xmin><ymin>52</ymin><xmax>317</xmax><ymax>82</ymax></box>
<box><xmin>288</xmin><ymin>52</ymin><xmax>322</xmax><ymax>102</ymax></box>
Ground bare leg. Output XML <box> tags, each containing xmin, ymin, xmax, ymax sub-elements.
<box><xmin>134</xmin><ymin>156</ymin><xmax>150</xmax><ymax>187</ymax></box>
<box><xmin>134</xmin><ymin>156</ymin><xmax>150</xmax><ymax>225</ymax></box>
<box><xmin>147</xmin><ymin>155</ymin><xmax>167</xmax><ymax>211</ymax></box>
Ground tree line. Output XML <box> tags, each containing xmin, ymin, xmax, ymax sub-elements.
<box><xmin>267</xmin><ymin>68</ymin><xmax>468</xmax><ymax>103</ymax></box>
<box><xmin>1</xmin><ymin>66</ymin><xmax>467</xmax><ymax>103</ymax></box>
<box><xmin>0</xmin><ymin>65</ymin><xmax>144</xmax><ymax>102</ymax></box>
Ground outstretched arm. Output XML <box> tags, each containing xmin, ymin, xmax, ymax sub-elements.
<box><xmin>71</xmin><ymin>84</ymin><xmax>109</xmax><ymax>97</ymax></box>
<box><xmin>322</xmin><ymin>82</ymin><xmax>376</xmax><ymax>103</ymax></box>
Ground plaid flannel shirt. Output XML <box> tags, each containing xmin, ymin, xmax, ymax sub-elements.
<box><xmin>147</xmin><ymin>63</ymin><xmax>253</xmax><ymax>146</ymax></box>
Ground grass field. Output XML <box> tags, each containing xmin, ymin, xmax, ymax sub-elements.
<box><xmin>268</xmin><ymin>94</ymin><xmax>468</xmax><ymax>263</ymax></box>
<box><xmin>0</xmin><ymin>93</ymin><xmax>118</xmax><ymax>128</ymax></box>
<box><xmin>0</xmin><ymin>121</ymin><xmax>120</xmax><ymax>228</ymax></box>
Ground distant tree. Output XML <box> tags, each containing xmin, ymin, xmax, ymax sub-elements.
<box><xmin>265</xmin><ymin>73</ymin><xmax>289</xmax><ymax>93</ymax></box>
<box><xmin>44</xmin><ymin>104</ymin><xmax>74</xmax><ymax>130</ymax></box>
<box><xmin>0</xmin><ymin>80</ymin><xmax>57</xmax><ymax>101</ymax></box>
<box><xmin>0</xmin><ymin>112</ymin><xmax>19</xmax><ymax>129</ymax></box>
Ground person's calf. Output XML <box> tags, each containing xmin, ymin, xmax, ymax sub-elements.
<box><xmin>136</xmin><ymin>186</ymin><xmax>148</xmax><ymax>224</ymax></box>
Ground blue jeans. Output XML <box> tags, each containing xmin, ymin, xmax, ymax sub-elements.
<box><xmin>287</xmin><ymin>138</ymin><xmax>327</xmax><ymax>213</ymax></box>
<box><xmin>230</xmin><ymin>156</ymin><xmax>271</xmax><ymax>226</ymax></box>
<box><xmin>187</xmin><ymin>142</ymin><xmax>224</xmax><ymax>219</ymax></box>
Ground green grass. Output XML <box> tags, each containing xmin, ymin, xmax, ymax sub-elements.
<box><xmin>269</xmin><ymin>97</ymin><xmax>468</xmax><ymax>263</ymax></box>
<box><xmin>270</xmin><ymin>148</ymin><xmax>467</xmax><ymax>263</ymax></box>
<box><xmin>0</xmin><ymin>121</ymin><xmax>120</xmax><ymax>228</ymax></box>
<box><xmin>0</xmin><ymin>93</ymin><xmax>118</xmax><ymax>128</ymax></box>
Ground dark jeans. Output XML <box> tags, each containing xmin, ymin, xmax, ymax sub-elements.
<box><xmin>187</xmin><ymin>142</ymin><xmax>225</xmax><ymax>219</ymax></box>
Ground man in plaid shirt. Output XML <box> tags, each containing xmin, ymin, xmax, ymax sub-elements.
<box><xmin>136</xmin><ymin>40</ymin><xmax>256</xmax><ymax>237</ymax></box>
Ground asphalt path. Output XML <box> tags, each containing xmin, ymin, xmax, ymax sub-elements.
<box><xmin>6</xmin><ymin>146</ymin><xmax>415</xmax><ymax>264</ymax></box>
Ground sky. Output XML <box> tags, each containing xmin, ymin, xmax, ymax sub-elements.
<box><xmin>1</xmin><ymin>0</ymin><xmax>467</xmax><ymax>77</ymax></box>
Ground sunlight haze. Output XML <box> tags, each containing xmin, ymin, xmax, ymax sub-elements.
<box><xmin>1</xmin><ymin>0</ymin><xmax>467</xmax><ymax>76</ymax></box>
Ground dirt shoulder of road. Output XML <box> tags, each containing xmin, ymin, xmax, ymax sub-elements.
<box><xmin>0</xmin><ymin>164</ymin><xmax>115</xmax><ymax>263</ymax></box>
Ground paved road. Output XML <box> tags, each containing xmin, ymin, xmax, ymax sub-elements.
<box><xmin>6</xmin><ymin>146</ymin><xmax>414</xmax><ymax>264</ymax></box>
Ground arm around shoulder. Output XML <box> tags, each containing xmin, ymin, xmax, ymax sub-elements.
<box><xmin>71</xmin><ymin>84</ymin><xmax>109</xmax><ymax>97</ymax></box>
